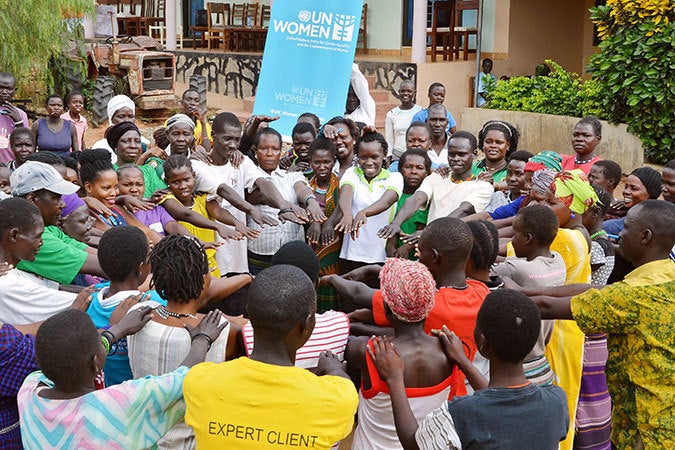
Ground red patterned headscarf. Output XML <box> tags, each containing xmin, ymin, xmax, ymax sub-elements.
<box><xmin>379</xmin><ymin>258</ymin><xmax>436</xmax><ymax>323</ymax></box>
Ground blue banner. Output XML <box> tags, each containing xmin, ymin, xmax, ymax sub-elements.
<box><xmin>253</xmin><ymin>0</ymin><xmax>364</xmax><ymax>139</ymax></box>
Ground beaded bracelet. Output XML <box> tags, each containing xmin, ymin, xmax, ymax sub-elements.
<box><xmin>191</xmin><ymin>333</ymin><xmax>213</xmax><ymax>351</ymax></box>
<box><xmin>277</xmin><ymin>207</ymin><xmax>294</xmax><ymax>216</ymax></box>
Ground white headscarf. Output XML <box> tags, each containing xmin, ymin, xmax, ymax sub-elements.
<box><xmin>107</xmin><ymin>95</ymin><xmax>136</xmax><ymax>126</ymax></box>
<box><xmin>166</xmin><ymin>113</ymin><xmax>195</xmax><ymax>131</ymax></box>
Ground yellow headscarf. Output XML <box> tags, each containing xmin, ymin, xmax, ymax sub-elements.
<box><xmin>551</xmin><ymin>170</ymin><xmax>599</xmax><ymax>214</ymax></box>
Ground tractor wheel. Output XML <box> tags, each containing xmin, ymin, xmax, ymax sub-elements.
<box><xmin>189</xmin><ymin>75</ymin><xmax>207</xmax><ymax>113</ymax></box>
<box><xmin>90</xmin><ymin>76</ymin><xmax>115</xmax><ymax>128</ymax></box>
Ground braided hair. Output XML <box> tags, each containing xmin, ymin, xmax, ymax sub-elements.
<box><xmin>466</xmin><ymin>220</ymin><xmax>499</xmax><ymax>271</ymax></box>
<box><xmin>149</xmin><ymin>235</ymin><xmax>209</xmax><ymax>303</ymax></box>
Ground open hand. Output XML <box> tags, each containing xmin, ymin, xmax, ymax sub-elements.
<box><xmin>185</xmin><ymin>309</ymin><xmax>228</xmax><ymax>343</ymax></box>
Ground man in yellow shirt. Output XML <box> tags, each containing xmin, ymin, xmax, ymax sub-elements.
<box><xmin>525</xmin><ymin>200</ymin><xmax>675</xmax><ymax>450</ymax></box>
<box><xmin>183</xmin><ymin>264</ymin><xmax>358</xmax><ymax>449</ymax></box>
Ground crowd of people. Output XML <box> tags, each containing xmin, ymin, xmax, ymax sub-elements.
<box><xmin>0</xmin><ymin>67</ymin><xmax>673</xmax><ymax>450</ymax></box>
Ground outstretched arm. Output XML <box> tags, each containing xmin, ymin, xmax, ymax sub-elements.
<box><xmin>378</xmin><ymin>191</ymin><xmax>428</xmax><ymax>239</ymax></box>
<box><xmin>321</xmin><ymin>274</ymin><xmax>376</xmax><ymax>309</ymax></box>
<box><xmin>254</xmin><ymin>178</ymin><xmax>308</xmax><ymax>224</ymax></box>
<box><xmin>530</xmin><ymin>295</ymin><xmax>574</xmax><ymax>320</ymax></box>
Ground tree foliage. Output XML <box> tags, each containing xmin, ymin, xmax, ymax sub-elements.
<box><xmin>0</xmin><ymin>0</ymin><xmax>93</xmax><ymax>96</ymax></box>
<box><xmin>588</xmin><ymin>0</ymin><xmax>674</xmax><ymax>163</ymax></box>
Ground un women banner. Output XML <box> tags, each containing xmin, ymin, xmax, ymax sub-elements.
<box><xmin>253</xmin><ymin>0</ymin><xmax>364</xmax><ymax>138</ymax></box>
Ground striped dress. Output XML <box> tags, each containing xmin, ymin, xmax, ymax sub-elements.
<box><xmin>18</xmin><ymin>367</ymin><xmax>188</xmax><ymax>449</ymax></box>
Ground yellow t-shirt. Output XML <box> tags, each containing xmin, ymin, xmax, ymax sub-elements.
<box><xmin>158</xmin><ymin>193</ymin><xmax>220</xmax><ymax>278</ymax></box>
<box><xmin>184</xmin><ymin>357</ymin><xmax>358</xmax><ymax>449</ymax></box>
<box><xmin>570</xmin><ymin>259</ymin><xmax>675</xmax><ymax>450</ymax></box>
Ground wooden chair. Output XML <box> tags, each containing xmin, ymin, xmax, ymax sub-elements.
<box><xmin>117</xmin><ymin>0</ymin><xmax>144</xmax><ymax>36</ymax></box>
<box><xmin>453</xmin><ymin>0</ymin><xmax>479</xmax><ymax>60</ymax></box>
<box><xmin>238</xmin><ymin>3</ymin><xmax>261</xmax><ymax>50</ymax></box>
<box><xmin>357</xmin><ymin>3</ymin><xmax>368</xmax><ymax>53</ymax></box>
<box><xmin>257</xmin><ymin>4</ymin><xmax>272</xmax><ymax>50</ymax></box>
<box><xmin>260</xmin><ymin>4</ymin><xmax>271</xmax><ymax>27</ymax></box>
<box><xmin>207</xmin><ymin>2</ymin><xmax>230</xmax><ymax>50</ymax></box>
<box><xmin>141</xmin><ymin>0</ymin><xmax>165</xmax><ymax>34</ymax></box>
<box><xmin>426</xmin><ymin>0</ymin><xmax>455</xmax><ymax>62</ymax></box>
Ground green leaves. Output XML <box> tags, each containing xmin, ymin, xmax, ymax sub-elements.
<box><xmin>588</xmin><ymin>11</ymin><xmax>674</xmax><ymax>163</ymax></box>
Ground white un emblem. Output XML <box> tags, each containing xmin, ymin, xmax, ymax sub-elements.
<box><xmin>298</xmin><ymin>10</ymin><xmax>311</xmax><ymax>22</ymax></box>
<box><xmin>332</xmin><ymin>14</ymin><xmax>356</xmax><ymax>41</ymax></box>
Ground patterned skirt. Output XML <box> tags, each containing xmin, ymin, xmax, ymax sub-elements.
<box><xmin>574</xmin><ymin>333</ymin><xmax>612</xmax><ymax>450</ymax></box>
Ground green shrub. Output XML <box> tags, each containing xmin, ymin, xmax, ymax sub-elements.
<box><xmin>486</xmin><ymin>60</ymin><xmax>601</xmax><ymax>118</ymax></box>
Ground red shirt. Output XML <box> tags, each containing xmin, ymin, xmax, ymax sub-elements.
<box><xmin>561</xmin><ymin>154</ymin><xmax>601</xmax><ymax>175</ymax></box>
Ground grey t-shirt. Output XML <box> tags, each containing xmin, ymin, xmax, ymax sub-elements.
<box><xmin>416</xmin><ymin>383</ymin><xmax>569</xmax><ymax>449</ymax></box>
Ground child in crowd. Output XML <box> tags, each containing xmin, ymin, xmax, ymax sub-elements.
<box><xmin>18</xmin><ymin>307</ymin><xmax>226</xmax><ymax>449</ymax></box>
<box><xmin>86</xmin><ymin>226</ymin><xmax>163</xmax><ymax>386</ymax></box>
<box><xmin>336</xmin><ymin>131</ymin><xmax>403</xmax><ymax>275</ymax></box>
<box><xmin>493</xmin><ymin>205</ymin><xmax>567</xmax><ymax>386</ymax></box>
<box><xmin>562</xmin><ymin>116</ymin><xmax>603</xmax><ymax>174</ymax></box>
<box><xmin>465</xmin><ymin>220</ymin><xmax>503</xmax><ymax>290</ymax></box>
<box><xmin>279</xmin><ymin>121</ymin><xmax>317</xmax><ymax>175</ymax></box>
<box><xmin>386</xmin><ymin>148</ymin><xmax>430</xmax><ymax>259</ymax></box>
<box><xmin>583</xmin><ymin>184</ymin><xmax>616</xmax><ymax>285</ymax></box>
<box><xmin>349</xmin><ymin>259</ymin><xmax>468</xmax><ymax>450</ymax></box>
<box><xmin>306</xmin><ymin>138</ymin><xmax>342</xmax><ymax>311</ymax></box>
<box><xmin>369</xmin><ymin>289</ymin><xmax>569</xmax><ymax>450</ymax></box>
<box><xmin>61</xmin><ymin>91</ymin><xmax>87</xmax><ymax>150</ymax></box>
<box><xmin>128</xmin><ymin>235</ymin><xmax>247</xmax><ymax>449</ymax></box>
<box><xmin>326</xmin><ymin>217</ymin><xmax>490</xmax><ymax>397</ymax></box>
<box><xmin>116</xmin><ymin>164</ymin><xmax>191</xmax><ymax>237</ymax></box>
<box><xmin>588</xmin><ymin>159</ymin><xmax>623</xmax><ymax>214</ymax></box>
<box><xmin>385</xmin><ymin>79</ymin><xmax>423</xmax><ymax>161</ymax></box>
<box><xmin>0</xmin><ymin>165</ymin><xmax>10</xmax><ymax>196</ymax></box>
<box><xmin>183</xmin><ymin>265</ymin><xmax>358</xmax><ymax>449</ymax></box>
<box><xmin>159</xmin><ymin>154</ymin><xmax>257</xmax><ymax>277</ymax></box>
<box><xmin>7</xmin><ymin>127</ymin><xmax>35</xmax><ymax>172</ymax></box>
<box><xmin>484</xmin><ymin>150</ymin><xmax>532</xmax><ymax>213</ymax></box>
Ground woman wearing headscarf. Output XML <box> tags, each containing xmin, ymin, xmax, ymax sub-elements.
<box><xmin>92</xmin><ymin>95</ymin><xmax>151</xmax><ymax>163</ymax></box>
<box><xmin>508</xmin><ymin>169</ymin><xmax>604</xmax><ymax>450</ymax></box>
<box><xmin>105</xmin><ymin>122</ymin><xmax>167</xmax><ymax>198</ymax></box>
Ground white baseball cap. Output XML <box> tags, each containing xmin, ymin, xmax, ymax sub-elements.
<box><xmin>10</xmin><ymin>161</ymin><xmax>79</xmax><ymax>197</ymax></box>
